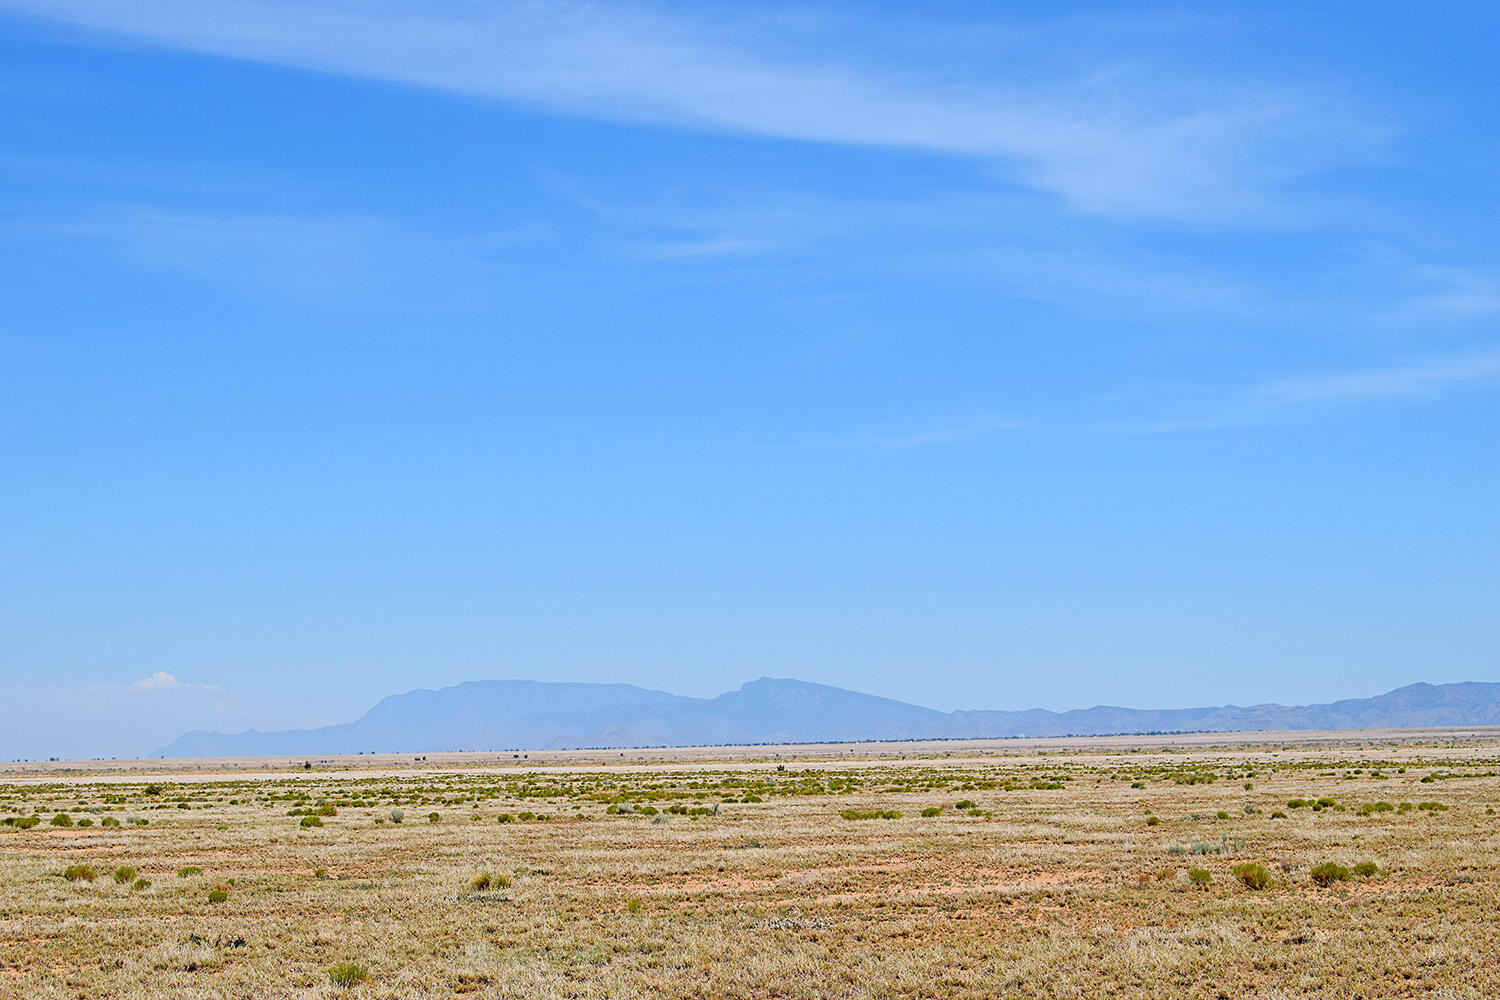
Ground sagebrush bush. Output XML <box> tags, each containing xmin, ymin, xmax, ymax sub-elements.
<box><xmin>954</xmin><ymin>799</ymin><xmax>976</xmax><ymax>810</ymax></box>
<box><xmin>1310</xmin><ymin>862</ymin><xmax>1351</xmax><ymax>886</ymax></box>
<box><xmin>428</xmin><ymin>812</ymin><xmax>441</xmax><ymax>823</ymax></box>
<box><xmin>50</xmin><ymin>813</ymin><xmax>73</xmax><ymax>827</ymax></box>
<box><xmin>207</xmin><ymin>888</ymin><xmax>228</xmax><ymax>903</ymax></box>
<box><xmin>1187</xmin><ymin>867</ymin><xmax>1212</xmax><ymax>889</ymax></box>
<box><xmin>1353</xmin><ymin>861</ymin><xmax>1380</xmax><ymax>878</ymax></box>
<box><xmin>389</xmin><ymin>809</ymin><xmax>404</xmax><ymax>824</ymax></box>
<box><xmin>300</xmin><ymin>815</ymin><xmax>323</xmax><ymax>828</ymax></box>
<box><xmin>63</xmin><ymin>864</ymin><xmax>97</xmax><ymax>882</ymax></box>
<box><xmin>921</xmin><ymin>807</ymin><xmax>942</xmax><ymax>817</ymax></box>
<box><xmin>113</xmin><ymin>866</ymin><xmax>137</xmax><ymax>884</ymax></box>
<box><xmin>132</xmin><ymin>878</ymin><xmax>151</xmax><ymax>891</ymax></box>
<box><xmin>1232</xmin><ymin>863</ymin><xmax>1271</xmax><ymax>890</ymax></box>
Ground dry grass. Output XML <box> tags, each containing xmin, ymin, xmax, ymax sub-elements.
<box><xmin>3</xmin><ymin>735</ymin><xmax>1500</xmax><ymax>997</ymax></box>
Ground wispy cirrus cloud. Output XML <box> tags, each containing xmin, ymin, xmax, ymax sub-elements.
<box><xmin>0</xmin><ymin>0</ymin><xmax>1377</xmax><ymax>222</ymax></box>
<box><xmin>1133</xmin><ymin>347</ymin><xmax>1500</xmax><ymax>432</ymax></box>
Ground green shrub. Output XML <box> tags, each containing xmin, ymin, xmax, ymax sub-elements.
<box><xmin>113</xmin><ymin>866</ymin><xmax>137</xmax><ymax>884</ymax></box>
<box><xmin>496</xmin><ymin>813</ymin><xmax>514</xmax><ymax>824</ymax></box>
<box><xmin>1145</xmin><ymin>816</ymin><xmax>1160</xmax><ymax>826</ymax></box>
<box><xmin>1270</xmin><ymin>810</ymin><xmax>1287</xmax><ymax>819</ymax></box>
<box><xmin>427</xmin><ymin>812</ymin><xmax>441</xmax><ymax>823</ymax></box>
<box><xmin>1310</xmin><ymin>862</ymin><xmax>1351</xmax><ymax>886</ymax></box>
<box><xmin>15</xmin><ymin>816</ymin><xmax>40</xmax><ymax>829</ymax></box>
<box><xmin>1418</xmin><ymin>801</ymin><xmax>1447</xmax><ymax>812</ymax></box>
<box><xmin>101</xmin><ymin>817</ymin><xmax>120</xmax><ymax>828</ymax></box>
<box><xmin>143</xmin><ymin>784</ymin><xmax>163</xmax><ymax>796</ymax></box>
<box><xmin>316</xmin><ymin>804</ymin><xmax>337</xmax><ymax>817</ymax></box>
<box><xmin>77</xmin><ymin>818</ymin><xmax>94</xmax><ymax>827</ymax></box>
<box><xmin>1360</xmin><ymin>801</ymin><xmax>1395</xmax><ymax>815</ymax></box>
<box><xmin>1130</xmin><ymin>781</ymin><xmax>1146</xmax><ymax>789</ymax></box>
<box><xmin>328</xmin><ymin>961</ymin><xmax>368</xmax><ymax>987</ymax></box>
<box><xmin>1187</xmin><ymin>867</ymin><xmax>1212</xmax><ymax>889</ymax></box>
<box><xmin>177</xmin><ymin>866</ymin><xmax>203</xmax><ymax>878</ymax></box>
<box><xmin>207</xmin><ymin>888</ymin><xmax>228</xmax><ymax>903</ymax></box>
<box><xmin>314</xmin><ymin>868</ymin><xmax>328</xmax><ymax>879</ymax></box>
<box><xmin>1287</xmin><ymin>798</ymin><xmax>1309</xmax><ymax>809</ymax></box>
<box><xmin>300</xmin><ymin>815</ymin><xmax>323</xmax><ymax>828</ymax></box>
<box><xmin>470</xmin><ymin>872</ymin><xmax>492</xmax><ymax>890</ymax></box>
<box><xmin>921</xmin><ymin>807</ymin><xmax>942</xmax><ymax>817</ymax></box>
<box><xmin>1232</xmin><ymin>863</ymin><xmax>1271</xmax><ymax>890</ymax></box>
<box><xmin>49</xmin><ymin>813</ymin><xmax>73</xmax><ymax>827</ymax></box>
<box><xmin>841</xmin><ymin>809</ymin><xmax>901</xmax><ymax>820</ymax></box>
<box><xmin>63</xmin><ymin>864</ymin><xmax>97</xmax><ymax>882</ymax></box>
<box><xmin>1353</xmin><ymin>861</ymin><xmax>1380</xmax><ymax>878</ymax></box>
<box><xmin>954</xmin><ymin>799</ymin><xmax>976</xmax><ymax>810</ymax></box>
<box><xmin>1316</xmin><ymin>797</ymin><xmax>1338</xmax><ymax>808</ymax></box>
<box><xmin>495</xmin><ymin>873</ymin><xmax>513</xmax><ymax>888</ymax></box>
<box><xmin>625</xmin><ymin>898</ymin><xmax>643</xmax><ymax>914</ymax></box>
<box><xmin>1215</xmin><ymin>811</ymin><xmax>1230</xmax><ymax>820</ymax></box>
<box><xmin>132</xmin><ymin>878</ymin><xmax>151</xmax><ymax>891</ymax></box>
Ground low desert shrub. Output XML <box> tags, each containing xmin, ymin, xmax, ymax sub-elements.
<box><xmin>470</xmin><ymin>872</ymin><xmax>492</xmax><ymax>890</ymax></box>
<box><xmin>1232</xmin><ymin>863</ymin><xmax>1271</xmax><ymax>890</ymax></box>
<box><xmin>1353</xmin><ymin>861</ymin><xmax>1381</xmax><ymax>878</ymax></box>
<box><xmin>50</xmin><ymin>813</ymin><xmax>73</xmax><ymax>827</ymax></box>
<box><xmin>841</xmin><ymin>809</ymin><xmax>901</xmax><ymax>820</ymax></box>
<box><xmin>427</xmin><ymin>812</ymin><xmax>441</xmax><ymax>823</ymax></box>
<box><xmin>1187</xmin><ymin>867</ymin><xmax>1212</xmax><ymax>889</ymax></box>
<box><xmin>329</xmin><ymin>962</ymin><xmax>368</xmax><ymax>987</ymax></box>
<box><xmin>113</xmin><ymin>866</ymin><xmax>137</xmax><ymax>884</ymax></box>
<box><xmin>625</xmin><ymin>898</ymin><xmax>643</xmax><ymax>914</ymax></box>
<box><xmin>177</xmin><ymin>866</ymin><xmax>203</xmax><ymax>878</ymax></box>
<box><xmin>300</xmin><ymin>815</ymin><xmax>323</xmax><ymax>828</ymax></box>
<box><xmin>63</xmin><ymin>864</ymin><xmax>97</xmax><ymax>882</ymax></box>
<box><xmin>132</xmin><ymin>878</ymin><xmax>151</xmax><ymax>891</ymax></box>
<box><xmin>1310</xmin><ymin>862</ymin><xmax>1351</xmax><ymax>886</ymax></box>
<box><xmin>207</xmin><ymin>888</ymin><xmax>228</xmax><ymax>903</ymax></box>
<box><xmin>389</xmin><ymin>809</ymin><xmax>404</xmax><ymax>824</ymax></box>
<box><xmin>921</xmin><ymin>807</ymin><xmax>942</xmax><ymax>817</ymax></box>
<box><xmin>101</xmin><ymin>817</ymin><xmax>120</xmax><ymax>827</ymax></box>
<box><xmin>954</xmin><ymin>799</ymin><xmax>976</xmax><ymax>810</ymax></box>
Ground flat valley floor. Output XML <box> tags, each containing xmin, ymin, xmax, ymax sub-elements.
<box><xmin>3</xmin><ymin>731</ymin><xmax>1500</xmax><ymax>998</ymax></box>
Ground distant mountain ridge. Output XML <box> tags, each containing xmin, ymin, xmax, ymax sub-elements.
<box><xmin>154</xmin><ymin>678</ymin><xmax>1500</xmax><ymax>757</ymax></box>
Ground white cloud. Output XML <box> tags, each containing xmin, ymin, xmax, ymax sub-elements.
<box><xmin>0</xmin><ymin>0</ymin><xmax>1375</xmax><ymax>221</ymax></box>
<box><xmin>1385</xmin><ymin>265</ymin><xmax>1500</xmax><ymax>327</ymax></box>
<box><xmin>128</xmin><ymin>671</ymin><xmax>220</xmax><ymax>693</ymax></box>
<box><xmin>1133</xmin><ymin>347</ymin><xmax>1500</xmax><ymax>431</ymax></box>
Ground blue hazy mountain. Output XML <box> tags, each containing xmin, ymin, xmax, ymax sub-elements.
<box><xmin>154</xmin><ymin>678</ymin><xmax>1500</xmax><ymax>757</ymax></box>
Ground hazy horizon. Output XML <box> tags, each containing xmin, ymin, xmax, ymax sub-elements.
<box><xmin>2</xmin><ymin>2</ymin><xmax>1497</xmax><ymax>760</ymax></box>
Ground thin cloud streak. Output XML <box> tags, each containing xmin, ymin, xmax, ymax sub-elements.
<box><xmin>1133</xmin><ymin>348</ymin><xmax>1500</xmax><ymax>432</ymax></box>
<box><xmin>0</xmin><ymin>0</ymin><xmax>1375</xmax><ymax>221</ymax></box>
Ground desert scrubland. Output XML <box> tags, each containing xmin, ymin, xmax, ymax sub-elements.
<box><xmin>3</xmin><ymin>733</ymin><xmax>1499</xmax><ymax>998</ymax></box>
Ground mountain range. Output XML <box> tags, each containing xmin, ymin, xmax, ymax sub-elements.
<box><xmin>154</xmin><ymin>677</ymin><xmax>1500</xmax><ymax>757</ymax></box>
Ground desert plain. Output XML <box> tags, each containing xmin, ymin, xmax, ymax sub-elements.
<box><xmin>3</xmin><ymin>730</ymin><xmax>1499</xmax><ymax>998</ymax></box>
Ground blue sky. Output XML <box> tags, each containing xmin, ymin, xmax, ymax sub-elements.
<box><xmin>1</xmin><ymin>1</ymin><xmax>1497</xmax><ymax>758</ymax></box>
